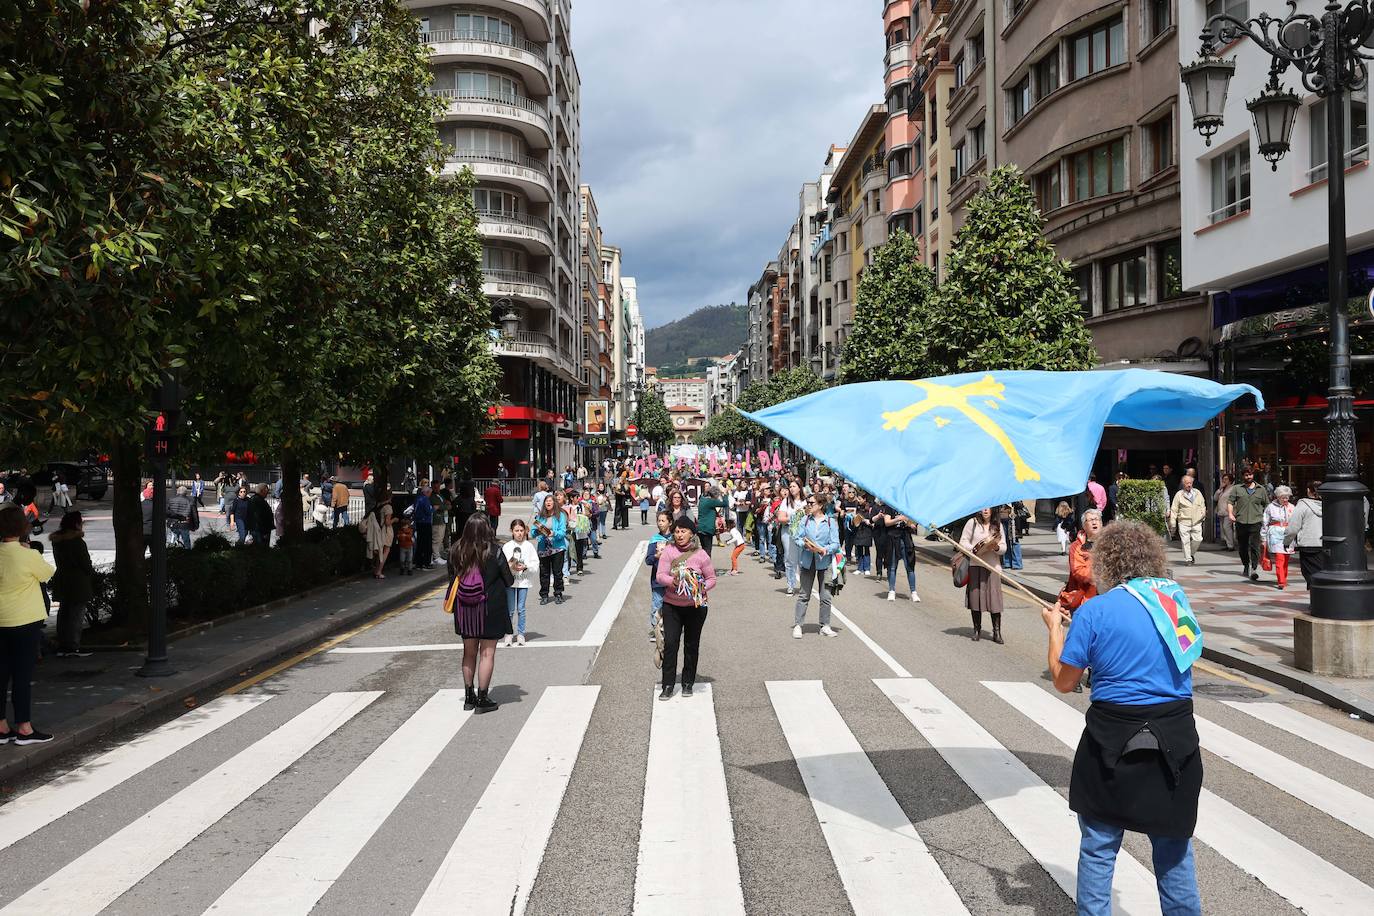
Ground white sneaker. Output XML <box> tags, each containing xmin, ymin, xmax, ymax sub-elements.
<box><xmin>911</xmin><ymin>592</ymin><xmax>921</xmax><ymax>603</ymax></box>
<box><xmin>499</xmin><ymin>636</ymin><xmax>512</xmax><ymax>647</ymax></box>
<box><xmin>516</xmin><ymin>634</ymin><xmax>526</xmax><ymax>646</ymax></box>
<box><xmin>786</xmin><ymin>587</ymin><xmax>795</xmax><ymax>596</ymax></box>
<box><xmin>820</xmin><ymin>625</ymin><xmax>838</xmax><ymax>637</ymax></box>
<box><xmin>887</xmin><ymin>591</ymin><xmax>896</xmax><ymax>601</ymax></box>
<box><xmin>792</xmin><ymin>625</ymin><xmax>803</xmax><ymax>639</ymax></box>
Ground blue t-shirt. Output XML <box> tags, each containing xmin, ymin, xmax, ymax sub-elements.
<box><xmin>1061</xmin><ymin>587</ymin><xmax>1193</xmax><ymax>706</ymax></box>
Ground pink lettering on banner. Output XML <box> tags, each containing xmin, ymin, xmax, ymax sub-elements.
<box><xmin>634</xmin><ymin>459</ymin><xmax>646</xmax><ymax>478</ymax></box>
<box><xmin>770</xmin><ymin>450</ymin><xmax>783</xmax><ymax>471</ymax></box>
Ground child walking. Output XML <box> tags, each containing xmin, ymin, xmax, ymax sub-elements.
<box><xmin>501</xmin><ymin>519</ymin><xmax>534</xmax><ymax>646</ymax></box>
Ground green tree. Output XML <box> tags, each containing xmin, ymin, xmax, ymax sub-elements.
<box><xmin>930</xmin><ymin>165</ymin><xmax>1096</xmax><ymax>374</ymax></box>
<box><xmin>634</xmin><ymin>391</ymin><xmax>675</xmax><ymax>447</ymax></box>
<box><xmin>840</xmin><ymin>230</ymin><xmax>938</xmax><ymax>382</ymax></box>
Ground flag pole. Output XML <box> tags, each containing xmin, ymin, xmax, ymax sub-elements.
<box><xmin>930</xmin><ymin>526</ymin><xmax>1070</xmax><ymax>621</ymax></box>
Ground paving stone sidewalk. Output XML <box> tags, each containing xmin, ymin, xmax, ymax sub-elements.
<box><xmin>0</xmin><ymin>568</ymin><xmax>446</xmax><ymax>785</ymax></box>
<box><xmin>912</xmin><ymin>525</ymin><xmax>1374</xmax><ymax>718</ymax></box>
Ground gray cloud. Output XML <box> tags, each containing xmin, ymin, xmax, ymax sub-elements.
<box><xmin>574</xmin><ymin>0</ymin><xmax>883</xmax><ymax>328</ymax></box>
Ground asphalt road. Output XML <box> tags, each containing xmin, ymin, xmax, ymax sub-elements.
<box><xmin>3</xmin><ymin>520</ymin><xmax>1374</xmax><ymax>915</ymax></box>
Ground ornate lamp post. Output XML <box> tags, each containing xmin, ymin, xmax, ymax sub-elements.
<box><xmin>1182</xmin><ymin>1</ymin><xmax>1374</xmax><ymax>627</ymax></box>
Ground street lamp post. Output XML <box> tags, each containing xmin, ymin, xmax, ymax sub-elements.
<box><xmin>1182</xmin><ymin>1</ymin><xmax>1374</xmax><ymax>629</ymax></box>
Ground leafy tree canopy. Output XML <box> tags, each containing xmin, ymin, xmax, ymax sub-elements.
<box><xmin>634</xmin><ymin>390</ymin><xmax>675</xmax><ymax>446</ymax></box>
<box><xmin>928</xmin><ymin>165</ymin><xmax>1097</xmax><ymax>374</ymax></box>
<box><xmin>840</xmin><ymin>230</ymin><xmax>937</xmax><ymax>382</ymax></box>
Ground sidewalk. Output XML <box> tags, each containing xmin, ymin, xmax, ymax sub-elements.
<box><xmin>912</xmin><ymin>526</ymin><xmax>1374</xmax><ymax>719</ymax></box>
<box><xmin>0</xmin><ymin>568</ymin><xmax>446</xmax><ymax>786</ymax></box>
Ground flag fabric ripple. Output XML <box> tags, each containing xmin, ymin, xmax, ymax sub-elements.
<box><xmin>741</xmin><ymin>368</ymin><xmax>1263</xmax><ymax>528</ymax></box>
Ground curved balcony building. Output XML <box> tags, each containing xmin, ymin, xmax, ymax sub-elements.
<box><xmin>408</xmin><ymin>0</ymin><xmax>583</xmax><ymax>476</ymax></box>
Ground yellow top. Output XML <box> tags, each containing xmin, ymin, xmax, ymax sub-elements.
<box><xmin>0</xmin><ymin>540</ymin><xmax>54</xmax><ymax>627</ymax></box>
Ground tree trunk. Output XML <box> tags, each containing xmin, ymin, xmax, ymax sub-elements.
<box><xmin>279</xmin><ymin>448</ymin><xmax>303</xmax><ymax>540</ymax></box>
<box><xmin>110</xmin><ymin>436</ymin><xmax>150</xmax><ymax>631</ymax></box>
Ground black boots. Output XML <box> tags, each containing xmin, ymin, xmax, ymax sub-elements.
<box><xmin>992</xmin><ymin>614</ymin><xmax>1004</xmax><ymax>645</ymax></box>
<box><xmin>970</xmin><ymin>611</ymin><xmax>982</xmax><ymax>641</ymax></box>
<box><xmin>465</xmin><ymin>685</ymin><xmax>498</xmax><ymax>713</ymax></box>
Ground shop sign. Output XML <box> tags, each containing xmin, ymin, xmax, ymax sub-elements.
<box><xmin>482</xmin><ymin>423</ymin><xmax>529</xmax><ymax>441</ymax></box>
<box><xmin>1282</xmin><ymin>430</ymin><xmax>1327</xmax><ymax>465</ymax></box>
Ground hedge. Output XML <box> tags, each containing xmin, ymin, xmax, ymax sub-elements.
<box><xmin>89</xmin><ymin>525</ymin><xmax>369</xmax><ymax>626</ymax></box>
<box><xmin>1115</xmin><ymin>479</ymin><xmax>1169</xmax><ymax>535</ymax></box>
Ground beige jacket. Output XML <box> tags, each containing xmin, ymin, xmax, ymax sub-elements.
<box><xmin>1169</xmin><ymin>488</ymin><xmax>1208</xmax><ymax>527</ymax></box>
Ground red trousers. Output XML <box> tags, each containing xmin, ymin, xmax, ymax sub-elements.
<box><xmin>1274</xmin><ymin>551</ymin><xmax>1290</xmax><ymax>587</ymax></box>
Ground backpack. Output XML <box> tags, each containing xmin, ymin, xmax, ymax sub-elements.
<box><xmin>646</xmin><ymin>539</ymin><xmax>661</xmax><ymax>568</ymax></box>
<box><xmin>449</xmin><ymin>566</ymin><xmax>488</xmax><ymax>635</ymax></box>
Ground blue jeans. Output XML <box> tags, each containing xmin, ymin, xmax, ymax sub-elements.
<box><xmin>650</xmin><ymin>586</ymin><xmax>665</xmax><ymax>628</ymax></box>
<box><xmin>598</xmin><ymin>511</ymin><xmax>607</xmax><ymax>538</ymax></box>
<box><xmin>588</xmin><ymin>526</ymin><xmax>600</xmax><ymax>556</ymax></box>
<box><xmin>234</xmin><ymin>518</ymin><xmax>247</xmax><ymax>545</ymax></box>
<box><xmin>781</xmin><ymin>528</ymin><xmax>798</xmax><ymax>589</ymax></box>
<box><xmin>888</xmin><ymin>541</ymin><xmax>916</xmax><ymax>594</ymax></box>
<box><xmin>506</xmin><ymin>587</ymin><xmax>528</xmax><ymax>635</ymax></box>
<box><xmin>1076</xmin><ymin>815</ymin><xmax>1201</xmax><ymax>916</ymax></box>
<box><xmin>169</xmin><ymin>527</ymin><xmax>192</xmax><ymax>549</ymax></box>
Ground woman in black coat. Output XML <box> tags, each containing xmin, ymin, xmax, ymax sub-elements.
<box><xmin>48</xmin><ymin>511</ymin><xmax>95</xmax><ymax>656</ymax></box>
<box><xmin>448</xmin><ymin>514</ymin><xmax>512</xmax><ymax>714</ymax></box>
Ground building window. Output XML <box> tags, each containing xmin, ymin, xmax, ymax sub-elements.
<box><xmin>1205</xmin><ymin>0</ymin><xmax>1247</xmax><ymax>21</ymax></box>
<box><xmin>1068</xmin><ymin>136</ymin><xmax>1127</xmax><ymax>202</ymax></box>
<box><xmin>888</xmin><ymin>147</ymin><xmax>912</xmax><ymax>179</ymax></box>
<box><xmin>1144</xmin><ymin>0</ymin><xmax>1172</xmax><ymax>42</ymax></box>
<box><xmin>912</xmin><ymin>137</ymin><xmax>924</xmax><ymax>170</ymax></box>
<box><xmin>1033</xmin><ymin>53</ymin><xmax>1060</xmax><ymax>101</ymax></box>
<box><xmin>1036</xmin><ymin>166</ymin><xmax>1062</xmax><ymax>211</ymax></box>
<box><xmin>888</xmin><ymin>24</ymin><xmax>907</xmax><ymax>45</ymax></box>
<box><xmin>953</xmin><ymin>53</ymin><xmax>967</xmax><ymax>89</ymax></box>
<box><xmin>1209</xmin><ymin>142</ymin><xmax>1251</xmax><ymax>223</ymax></box>
<box><xmin>968</xmin><ymin>33</ymin><xmax>985</xmax><ymax>68</ymax></box>
<box><xmin>454</xmin><ymin>13</ymin><xmax>516</xmax><ymax>43</ymax></box>
<box><xmin>1073</xmin><ymin>264</ymin><xmax>1094</xmax><ymax>316</ymax></box>
<box><xmin>482</xmin><ymin>245</ymin><xmax>526</xmax><ymax>272</ymax></box>
<box><xmin>930</xmin><ymin>98</ymin><xmax>938</xmax><ymax>141</ymax></box>
<box><xmin>1156</xmin><ymin>238</ymin><xmax>1184</xmax><ymax>301</ymax></box>
<box><xmin>1067</xmin><ymin>17</ymin><xmax>1126</xmax><ymax>82</ymax></box>
<box><xmin>1143</xmin><ymin>110</ymin><xmax>1174</xmax><ymax>175</ymax></box>
<box><xmin>952</xmin><ymin>142</ymin><xmax>968</xmax><ymax>181</ymax></box>
<box><xmin>454</xmin><ymin>70</ymin><xmax>522</xmax><ymax>102</ymax></box>
<box><xmin>930</xmin><ymin>176</ymin><xmax>939</xmax><ymax>217</ymax></box>
<box><xmin>970</xmin><ymin>122</ymin><xmax>986</xmax><ymax>162</ymax></box>
<box><xmin>889</xmin><ymin>213</ymin><xmax>914</xmax><ymax>237</ymax></box>
<box><xmin>452</xmin><ymin>126</ymin><xmax>523</xmax><ymax>159</ymax></box>
<box><xmin>887</xmin><ymin>82</ymin><xmax>910</xmax><ymax>115</ymax></box>
<box><xmin>932</xmin><ymin>251</ymin><xmax>940</xmax><ymax>282</ymax></box>
<box><xmin>1309</xmin><ymin>88</ymin><xmax>1369</xmax><ymax>182</ymax></box>
<box><xmin>1103</xmin><ymin>248</ymin><xmax>1148</xmax><ymax>311</ymax></box>
<box><xmin>1010</xmin><ymin>75</ymin><xmax>1032</xmax><ymax>125</ymax></box>
<box><xmin>914</xmin><ymin>203</ymin><xmax>925</xmax><ymax>236</ymax></box>
<box><xmin>473</xmin><ymin>188</ymin><xmax>524</xmax><ymax>216</ymax></box>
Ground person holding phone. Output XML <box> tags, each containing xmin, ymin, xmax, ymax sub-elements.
<box><xmin>501</xmin><ymin>520</ymin><xmax>534</xmax><ymax>646</ymax></box>
<box><xmin>792</xmin><ymin>496</ymin><xmax>840</xmax><ymax>640</ymax></box>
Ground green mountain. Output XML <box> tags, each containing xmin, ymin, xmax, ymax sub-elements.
<box><xmin>645</xmin><ymin>303</ymin><xmax>747</xmax><ymax>369</ymax></box>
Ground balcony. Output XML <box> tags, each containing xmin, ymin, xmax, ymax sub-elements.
<box><xmin>428</xmin><ymin>88</ymin><xmax>551</xmax><ymax>147</ymax></box>
<box><xmin>482</xmin><ymin>269</ymin><xmax>555</xmax><ymax>309</ymax></box>
<box><xmin>492</xmin><ymin>330</ymin><xmax>557</xmax><ymax>363</ymax></box>
<box><xmin>885</xmin><ymin>41</ymin><xmax>911</xmax><ymax>72</ymax></box>
<box><xmin>443</xmin><ymin>149</ymin><xmax>552</xmax><ymax>202</ymax></box>
<box><xmin>477</xmin><ymin>209</ymin><xmax>554</xmax><ymax>254</ymax></box>
<box><xmin>421</xmin><ymin>29</ymin><xmax>550</xmax><ymax>94</ymax></box>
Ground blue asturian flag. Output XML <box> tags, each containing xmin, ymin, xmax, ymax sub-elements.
<box><xmin>741</xmin><ymin>369</ymin><xmax>1262</xmax><ymax>528</ymax></box>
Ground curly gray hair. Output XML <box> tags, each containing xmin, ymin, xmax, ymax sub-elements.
<box><xmin>1274</xmin><ymin>485</ymin><xmax>1293</xmax><ymax>500</ymax></box>
<box><xmin>1092</xmin><ymin>520</ymin><xmax>1168</xmax><ymax>593</ymax></box>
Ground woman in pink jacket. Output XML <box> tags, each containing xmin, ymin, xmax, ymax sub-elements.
<box><xmin>655</xmin><ymin>514</ymin><xmax>717</xmax><ymax>700</ymax></box>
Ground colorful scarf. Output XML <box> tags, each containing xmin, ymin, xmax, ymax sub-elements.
<box><xmin>1121</xmin><ymin>577</ymin><xmax>1203</xmax><ymax>673</ymax></box>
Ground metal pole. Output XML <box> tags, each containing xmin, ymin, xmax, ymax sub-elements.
<box><xmin>138</xmin><ymin>459</ymin><xmax>174</xmax><ymax>677</ymax></box>
<box><xmin>1310</xmin><ymin>9</ymin><xmax>1374</xmax><ymax>620</ymax></box>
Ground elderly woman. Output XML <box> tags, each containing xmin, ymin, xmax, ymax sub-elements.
<box><xmin>0</xmin><ymin>504</ymin><xmax>56</xmax><ymax>744</ymax></box>
<box><xmin>1263</xmin><ymin>486</ymin><xmax>1296</xmax><ymax>590</ymax></box>
<box><xmin>1042</xmin><ymin>520</ymin><xmax>1202</xmax><ymax>916</ymax></box>
<box><xmin>1057</xmin><ymin>507</ymin><xmax>1103</xmax><ymax>692</ymax></box>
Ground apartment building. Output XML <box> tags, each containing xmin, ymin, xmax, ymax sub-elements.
<box><xmin>823</xmin><ymin>105</ymin><xmax>889</xmax><ymax>356</ymax></box>
<box><xmin>618</xmin><ymin>276</ymin><xmax>640</xmax><ymax>425</ymax></box>
<box><xmin>657</xmin><ymin>378</ymin><xmax>709</xmax><ymax>415</ymax></box>
<box><xmin>883</xmin><ymin>1</ymin><xmax>926</xmax><ymax>254</ymax></box>
<box><xmin>600</xmin><ymin>244</ymin><xmax>623</xmax><ymax>430</ymax></box>
<box><xmin>746</xmin><ymin>262</ymin><xmax>777</xmax><ymax>384</ymax></box>
<box><xmin>1179</xmin><ymin>0</ymin><xmax>1373</xmax><ymax>491</ymax></box>
<box><xmin>410</xmin><ymin>0</ymin><xmax>582</xmax><ymax>477</ymax></box>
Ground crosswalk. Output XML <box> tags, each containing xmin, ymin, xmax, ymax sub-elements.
<box><xmin>2</xmin><ymin>679</ymin><xmax>1373</xmax><ymax>915</ymax></box>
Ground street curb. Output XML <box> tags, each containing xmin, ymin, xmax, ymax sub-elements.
<box><xmin>911</xmin><ymin>542</ymin><xmax>1374</xmax><ymax>719</ymax></box>
<box><xmin>0</xmin><ymin>572</ymin><xmax>445</xmax><ymax>787</ymax></box>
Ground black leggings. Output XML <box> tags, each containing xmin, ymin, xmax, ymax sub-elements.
<box><xmin>539</xmin><ymin>550</ymin><xmax>565</xmax><ymax>597</ymax></box>
<box><xmin>0</xmin><ymin>622</ymin><xmax>42</xmax><ymax>724</ymax></box>
<box><xmin>661</xmin><ymin>604</ymin><xmax>708</xmax><ymax>689</ymax></box>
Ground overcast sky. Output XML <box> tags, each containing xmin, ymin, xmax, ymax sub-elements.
<box><xmin>575</xmin><ymin>0</ymin><xmax>884</xmax><ymax>328</ymax></box>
